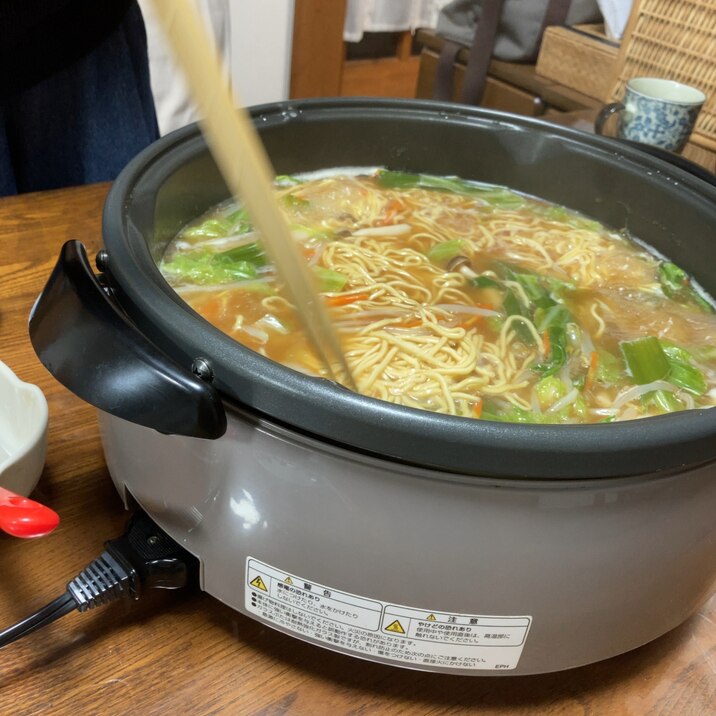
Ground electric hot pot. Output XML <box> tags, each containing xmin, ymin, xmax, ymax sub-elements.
<box><xmin>30</xmin><ymin>100</ymin><xmax>716</xmax><ymax>675</ymax></box>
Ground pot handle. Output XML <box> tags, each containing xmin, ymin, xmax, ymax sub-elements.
<box><xmin>29</xmin><ymin>240</ymin><xmax>227</xmax><ymax>439</ymax></box>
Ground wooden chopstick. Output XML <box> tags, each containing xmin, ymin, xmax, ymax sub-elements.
<box><xmin>150</xmin><ymin>0</ymin><xmax>356</xmax><ymax>390</ymax></box>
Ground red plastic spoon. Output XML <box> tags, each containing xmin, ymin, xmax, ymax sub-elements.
<box><xmin>0</xmin><ymin>486</ymin><xmax>60</xmax><ymax>538</ymax></box>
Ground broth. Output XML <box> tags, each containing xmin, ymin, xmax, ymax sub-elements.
<box><xmin>160</xmin><ymin>170</ymin><xmax>716</xmax><ymax>424</ymax></box>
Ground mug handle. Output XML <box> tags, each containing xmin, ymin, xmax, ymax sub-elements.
<box><xmin>595</xmin><ymin>102</ymin><xmax>624</xmax><ymax>136</ymax></box>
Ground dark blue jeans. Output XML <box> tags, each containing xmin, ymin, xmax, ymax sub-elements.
<box><xmin>0</xmin><ymin>3</ymin><xmax>159</xmax><ymax>196</ymax></box>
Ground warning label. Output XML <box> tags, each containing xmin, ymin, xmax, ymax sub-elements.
<box><xmin>245</xmin><ymin>558</ymin><xmax>531</xmax><ymax>671</ymax></box>
<box><xmin>385</xmin><ymin>620</ymin><xmax>406</xmax><ymax>634</ymax></box>
<box><xmin>249</xmin><ymin>575</ymin><xmax>267</xmax><ymax>592</ymax></box>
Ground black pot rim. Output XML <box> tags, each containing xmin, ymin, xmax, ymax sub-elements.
<box><xmin>102</xmin><ymin>98</ymin><xmax>716</xmax><ymax>480</ymax></box>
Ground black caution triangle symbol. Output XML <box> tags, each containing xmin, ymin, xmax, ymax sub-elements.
<box><xmin>426</xmin><ymin>614</ymin><xmax>437</xmax><ymax>621</ymax></box>
<box><xmin>385</xmin><ymin>619</ymin><xmax>406</xmax><ymax>634</ymax></box>
<box><xmin>250</xmin><ymin>575</ymin><xmax>268</xmax><ymax>592</ymax></box>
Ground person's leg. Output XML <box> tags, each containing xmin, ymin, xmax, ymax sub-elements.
<box><xmin>5</xmin><ymin>1</ymin><xmax>159</xmax><ymax>193</ymax></box>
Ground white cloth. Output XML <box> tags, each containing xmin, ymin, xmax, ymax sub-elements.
<box><xmin>138</xmin><ymin>0</ymin><xmax>232</xmax><ymax>135</ymax></box>
<box><xmin>344</xmin><ymin>0</ymin><xmax>453</xmax><ymax>42</ymax></box>
<box><xmin>596</xmin><ymin>0</ymin><xmax>633</xmax><ymax>40</ymax></box>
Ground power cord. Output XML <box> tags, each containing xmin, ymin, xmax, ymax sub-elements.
<box><xmin>0</xmin><ymin>509</ymin><xmax>199</xmax><ymax>649</ymax></box>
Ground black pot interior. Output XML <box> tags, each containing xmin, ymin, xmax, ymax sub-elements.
<box><xmin>103</xmin><ymin>99</ymin><xmax>716</xmax><ymax>480</ymax></box>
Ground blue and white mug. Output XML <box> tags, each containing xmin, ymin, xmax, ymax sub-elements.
<box><xmin>595</xmin><ymin>77</ymin><xmax>706</xmax><ymax>153</ymax></box>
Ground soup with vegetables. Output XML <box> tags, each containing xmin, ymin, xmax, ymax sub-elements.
<box><xmin>160</xmin><ymin>170</ymin><xmax>716</xmax><ymax>424</ymax></box>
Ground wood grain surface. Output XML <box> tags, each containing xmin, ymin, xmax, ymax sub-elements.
<box><xmin>0</xmin><ymin>184</ymin><xmax>714</xmax><ymax>715</ymax></box>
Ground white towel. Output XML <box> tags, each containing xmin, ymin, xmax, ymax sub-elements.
<box><xmin>344</xmin><ymin>0</ymin><xmax>453</xmax><ymax>43</ymax></box>
<box><xmin>596</xmin><ymin>0</ymin><xmax>634</xmax><ymax>40</ymax></box>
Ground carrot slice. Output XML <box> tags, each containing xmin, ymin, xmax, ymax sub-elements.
<box><xmin>324</xmin><ymin>292</ymin><xmax>369</xmax><ymax>307</ymax></box>
<box><xmin>459</xmin><ymin>316</ymin><xmax>481</xmax><ymax>330</ymax></box>
<box><xmin>584</xmin><ymin>350</ymin><xmax>599</xmax><ymax>391</ymax></box>
<box><xmin>542</xmin><ymin>330</ymin><xmax>551</xmax><ymax>355</ymax></box>
<box><xmin>376</xmin><ymin>198</ymin><xmax>406</xmax><ymax>226</ymax></box>
<box><xmin>472</xmin><ymin>397</ymin><xmax>483</xmax><ymax>419</ymax></box>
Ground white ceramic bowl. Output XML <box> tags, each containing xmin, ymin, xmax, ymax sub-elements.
<box><xmin>0</xmin><ymin>361</ymin><xmax>48</xmax><ymax>496</ymax></box>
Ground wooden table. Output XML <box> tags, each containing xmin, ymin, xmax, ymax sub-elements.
<box><xmin>0</xmin><ymin>184</ymin><xmax>714</xmax><ymax>715</ymax></box>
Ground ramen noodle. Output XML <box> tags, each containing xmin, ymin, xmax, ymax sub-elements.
<box><xmin>160</xmin><ymin>170</ymin><xmax>716</xmax><ymax>424</ymax></box>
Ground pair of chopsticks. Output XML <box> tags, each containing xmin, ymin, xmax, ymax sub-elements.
<box><xmin>151</xmin><ymin>0</ymin><xmax>355</xmax><ymax>389</ymax></box>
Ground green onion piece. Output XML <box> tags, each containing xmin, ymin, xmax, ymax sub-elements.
<box><xmin>660</xmin><ymin>341</ymin><xmax>693</xmax><ymax>363</ymax></box>
<box><xmin>543</xmin><ymin>275</ymin><xmax>575</xmax><ymax>298</ymax></box>
<box><xmin>666</xmin><ymin>359</ymin><xmax>707</xmax><ymax>395</ymax></box>
<box><xmin>427</xmin><ymin>240</ymin><xmax>464</xmax><ymax>264</ymax></box>
<box><xmin>490</xmin><ymin>261</ymin><xmax>521</xmax><ymax>282</ymax></box>
<box><xmin>507</xmin><ymin>271</ymin><xmax>547</xmax><ymax>304</ymax></box>
<box><xmin>214</xmin><ymin>241</ymin><xmax>267</xmax><ymax>267</ymax></box>
<box><xmin>661</xmin><ymin>341</ymin><xmax>708</xmax><ymax>395</ymax></box>
<box><xmin>473</xmin><ymin>268</ymin><xmax>573</xmax><ymax>351</ymax></box>
<box><xmin>373</xmin><ymin>171</ymin><xmax>441</xmax><ymax>191</ymax></box>
<box><xmin>526</xmin><ymin>281</ymin><xmax>558</xmax><ymax>309</ymax></box>
<box><xmin>223</xmin><ymin>207</ymin><xmax>253</xmax><ymax>235</ymax></box>
<box><xmin>313</xmin><ymin>266</ymin><xmax>348</xmax><ymax>292</ymax></box>
<box><xmin>374</xmin><ymin>171</ymin><xmax>420</xmax><ymax>189</ymax></box>
<box><xmin>471</xmin><ymin>275</ymin><xmax>502</xmax><ymax>290</ymax></box>
<box><xmin>486</xmin><ymin>315</ymin><xmax>503</xmax><ymax>333</ymax></box>
<box><xmin>535</xmin><ymin>304</ymin><xmax>571</xmax><ymax>333</ymax></box>
<box><xmin>620</xmin><ymin>336</ymin><xmax>670</xmax><ymax>384</ymax></box>
<box><xmin>225</xmin><ymin>207</ymin><xmax>249</xmax><ymax>225</ymax></box>
<box><xmin>659</xmin><ymin>261</ymin><xmax>688</xmax><ymax>293</ymax></box>
<box><xmin>502</xmin><ymin>288</ymin><xmax>536</xmax><ymax>345</ymax></box>
<box><xmin>492</xmin><ymin>261</ymin><xmax>572</xmax><ymax>305</ymax></box>
<box><xmin>375</xmin><ymin>171</ymin><xmax>473</xmax><ymax>193</ymax></box>
<box><xmin>658</xmin><ymin>340</ymin><xmax>707</xmax><ymax>395</ymax></box>
<box><xmin>532</xmin><ymin>326</ymin><xmax>568</xmax><ymax>376</ymax></box>
<box><xmin>502</xmin><ymin>285</ymin><xmax>526</xmax><ymax>315</ymax></box>
<box><xmin>658</xmin><ymin>262</ymin><xmax>714</xmax><ymax>313</ymax></box>
<box><xmin>376</xmin><ymin>170</ymin><xmax>515</xmax><ymax>197</ymax></box>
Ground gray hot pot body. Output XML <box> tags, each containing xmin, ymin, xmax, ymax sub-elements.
<box><xmin>32</xmin><ymin>100</ymin><xmax>716</xmax><ymax>675</ymax></box>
